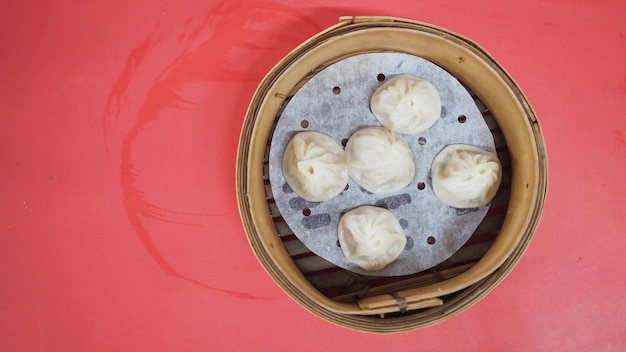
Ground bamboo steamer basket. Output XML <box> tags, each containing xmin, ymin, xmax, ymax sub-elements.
<box><xmin>236</xmin><ymin>16</ymin><xmax>547</xmax><ymax>333</ymax></box>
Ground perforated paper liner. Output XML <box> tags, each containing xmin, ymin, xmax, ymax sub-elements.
<box><xmin>269</xmin><ymin>52</ymin><xmax>496</xmax><ymax>276</ymax></box>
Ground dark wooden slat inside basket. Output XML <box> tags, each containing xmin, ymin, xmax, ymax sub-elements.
<box><xmin>263</xmin><ymin>90</ymin><xmax>512</xmax><ymax>303</ymax></box>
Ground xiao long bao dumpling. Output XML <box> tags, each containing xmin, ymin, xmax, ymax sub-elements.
<box><xmin>282</xmin><ymin>131</ymin><xmax>349</xmax><ymax>202</ymax></box>
<box><xmin>431</xmin><ymin>144</ymin><xmax>502</xmax><ymax>209</ymax></box>
<box><xmin>338</xmin><ymin>206</ymin><xmax>407</xmax><ymax>271</ymax></box>
<box><xmin>344</xmin><ymin>127</ymin><xmax>415</xmax><ymax>194</ymax></box>
<box><xmin>370</xmin><ymin>74</ymin><xmax>442</xmax><ymax>134</ymax></box>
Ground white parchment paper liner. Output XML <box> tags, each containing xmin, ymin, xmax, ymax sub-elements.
<box><xmin>269</xmin><ymin>53</ymin><xmax>496</xmax><ymax>276</ymax></box>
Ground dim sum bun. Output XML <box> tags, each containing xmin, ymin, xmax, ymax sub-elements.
<box><xmin>338</xmin><ymin>206</ymin><xmax>407</xmax><ymax>271</ymax></box>
<box><xmin>370</xmin><ymin>74</ymin><xmax>441</xmax><ymax>134</ymax></box>
<box><xmin>282</xmin><ymin>131</ymin><xmax>348</xmax><ymax>202</ymax></box>
<box><xmin>345</xmin><ymin>127</ymin><xmax>415</xmax><ymax>194</ymax></box>
<box><xmin>431</xmin><ymin>144</ymin><xmax>502</xmax><ymax>208</ymax></box>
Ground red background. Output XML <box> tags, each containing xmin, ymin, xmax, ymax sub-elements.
<box><xmin>1</xmin><ymin>0</ymin><xmax>625</xmax><ymax>350</ymax></box>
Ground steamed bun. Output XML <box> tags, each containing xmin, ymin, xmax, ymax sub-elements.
<box><xmin>345</xmin><ymin>127</ymin><xmax>415</xmax><ymax>194</ymax></box>
<box><xmin>431</xmin><ymin>144</ymin><xmax>502</xmax><ymax>208</ymax></box>
<box><xmin>282</xmin><ymin>131</ymin><xmax>349</xmax><ymax>202</ymax></box>
<box><xmin>370</xmin><ymin>74</ymin><xmax>441</xmax><ymax>134</ymax></box>
<box><xmin>338</xmin><ymin>206</ymin><xmax>407</xmax><ymax>271</ymax></box>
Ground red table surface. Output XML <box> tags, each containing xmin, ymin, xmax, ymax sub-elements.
<box><xmin>1</xmin><ymin>0</ymin><xmax>625</xmax><ymax>350</ymax></box>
